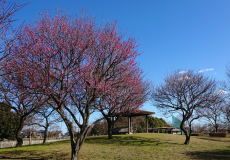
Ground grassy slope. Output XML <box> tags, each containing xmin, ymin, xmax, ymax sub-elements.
<box><xmin>0</xmin><ymin>133</ymin><xmax>230</xmax><ymax>160</ymax></box>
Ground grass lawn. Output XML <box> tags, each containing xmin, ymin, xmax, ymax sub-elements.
<box><xmin>0</xmin><ymin>133</ymin><xmax>230</xmax><ymax>159</ymax></box>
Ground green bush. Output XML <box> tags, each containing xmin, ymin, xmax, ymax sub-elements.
<box><xmin>209</xmin><ymin>132</ymin><xmax>227</xmax><ymax>137</ymax></box>
<box><xmin>191</xmin><ymin>133</ymin><xmax>204</xmax><ymax>136</ymax></box>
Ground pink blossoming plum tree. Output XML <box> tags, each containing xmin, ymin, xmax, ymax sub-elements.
<box><xmin>4</xmin><ymin>10</ymin><xmax>143</xmax><ymax>159</ymax></box>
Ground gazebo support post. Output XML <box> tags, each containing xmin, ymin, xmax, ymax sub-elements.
<box><xmin>146</xmin><ymin>115</ymin><xmax>148</xmax><ymax>133</ymax></box>
<box><xmin>128</xmin><ymin>117</ymin><xmax>131</xmax><ymax>134</ymax></box>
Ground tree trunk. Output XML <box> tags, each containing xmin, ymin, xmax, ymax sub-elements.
<box><xmin>108</xmin><ymin>121</ymin><xmax>113</xmax><ymax>139</ymax></box>
<box><xmin>43</xmin><ymin>127</ymin><xmax>48</xmax><ymax>143</ymax></box>
<box><xmin>180</xmin><ymin>121</ymin><xmax>190</xmax><ymax>145</ymax></box>
<box><xmin>54</xmin><ymin>104</ymin><xmax>95</xmax><ymax>160</ymax></box>
<box><xmin>184</xmin><ymin>134</ymin><xmax>190</xmax><ymax>145</ymax></box>
<box><xmin>29</xmin><ymin>129</ymin><xmax>31</xmax><ymax>145</ymax></box>
<box><xmin>16</xmin><ymin>117</ymin><xmax>25</xmax><ymax>147</ymax></box>
<box><xmin>70</xmin><ymin>126</ymin><xmax>92</xmax><ymax>160</ymax></box>
<box><xmin>215</xmin><ymin>124</ymin><xmax>218</xmax><ymax>132</ymax></box>
<box><xmin>71</xmin><ymin>140</ymin><xmax>78</xmax><ymax>160</ymax></box>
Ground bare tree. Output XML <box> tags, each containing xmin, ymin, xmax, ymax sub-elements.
<box><xmin>25</xmin><ymin>105</ymin><xmax>63</xmax><ymax>143</ymax></box>
<box><xmin>203</xmin><ymin>100</ymin><xmax>224</xmax><ymax>132</ymax></box>
<box><xmin>221</xmin><ymin>63</ymin><xmax>230</xmax><ymax>128</ymax></box>
<box><xmin>226</xmin><ymin>63</ymin><xmax>230</xmax><ymax>90</ymax></box>
<box><xmin>23</xmin><ymin>116</ymin><xmax>40</xmax><ymax>145</ymax></box>
<box><xmin>151</xmin><ymin>70</ymin><xmax>218</xmax><ymax>145</ymax></box>
<box><xmin>222</xmin><ymin>99</ymin><xmax>230</xmax><ymax>126</ymax></box>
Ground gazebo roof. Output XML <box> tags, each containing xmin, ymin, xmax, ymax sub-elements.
<box><xmin>111</xmin><ymin>109</ymin><xmax>155</xmax><ymax>117</ymax></box>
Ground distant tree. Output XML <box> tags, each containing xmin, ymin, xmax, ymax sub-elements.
<box><xmin>225</xmin><ymin>63</ymin><xmax>230</xmax><ymax>91</ymax></box>
<box><xmin>0</xmin><ymin>102</ymin><xmax>19</xmax><ymax>140</ymax></box>
<box><xmin>23</xmin><ymin>116</ymin><xmax>40</xmax><ymax>145</ymax></box>
<box><xmin>91</xmin><ymin>119</ymin><xmax>108</xmax><ymax>136</ymax></box>
<box><xmin>223</xmin><ymin>63</ymin><xmax>230</xmax><ymax>126</ymax></box>
<box><xmin>113</xmin><ymin>116</ymin><xmax>128</xmax><ymax>128</ymax></box>
<box><xmin>151</xmin><ymin>70</ymin><xmax>219</xmax><ymax>145</ymax></box>
<box><xmin>25</xmin><ymin>105</ymin><xmax>63</xmax><ymax>143</ymax></box>
<box><xmin>222</xmin><ymin>99</ymin><xmax>230</xmax><ymax>128</ymax></box>
<box><xmin>132</xmin><ymin>115</ymin><xmax>170</xmax><ymax>133</ymax></box>
<box><xmin>203</xmin><ymin>101</ymin><xmax>224</xmax><ymax>132</ymax></box>
<box><xmin>147</xmin><ymin>116</ymin><xmax>170</xmax><ymax>128</ymax></box>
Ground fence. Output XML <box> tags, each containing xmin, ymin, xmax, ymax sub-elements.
<box><xmin>0</xmin><ymin>139</ymin><xmax>65</xmax><ymax>148</ymax></box>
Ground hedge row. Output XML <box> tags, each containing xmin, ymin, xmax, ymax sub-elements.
<box><xmin>191</xmin><ymin>133</ymin><xmax>204</xmax><ymax>136</ymax></box>
<box><xmin>209</xmin><ymin>132</ymin><xmax>227</xmax><ymax>137</ymax></box>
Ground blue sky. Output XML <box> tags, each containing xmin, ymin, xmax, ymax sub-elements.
<box><xmin>14</xmin><ymin>0</ymin><xmax>230</xmax><ymax>132</ymax></box>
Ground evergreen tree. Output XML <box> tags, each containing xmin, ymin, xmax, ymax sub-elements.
<box><xmin>0</xmin><ymin>103</ymin><xmax>19</xmax><ymax>140</ymax></box>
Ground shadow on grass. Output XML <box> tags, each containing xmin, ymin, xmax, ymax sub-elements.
<box><xmin>0</xmin><ymin>140</ymin><xmax>70</xmax><ymax>160</ymax></box>
<box><xmin>186</xmin><ymin>148</ymin><xmax>230</xmax><ymax>160</ymax></box>
<box><xmin>0</xmin><ymin>155</ymin><xmax>43</xmax><ymax>159</ymax></box>
<box><xmin>197</xmin><ymin>137</ymin><xmax>230</xmax><ymax>143</ymax></box>
<box><xmin>85</xmin><ymin>135</ymin><xmax>183</xmax><ymax>147</ymax></box>
<box><xmin>0</xmin><ymin>149</ymin><xmax>69</xmax><ymax>160</ymax></box>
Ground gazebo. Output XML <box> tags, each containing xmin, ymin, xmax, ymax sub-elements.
<box><xmin>111</xmin><ymin>109</ymin><xmax>155</xmax><ymax>134</ymax></box>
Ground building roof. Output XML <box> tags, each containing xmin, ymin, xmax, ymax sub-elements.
<box><xmin>172</xmin><ymin>129</ymin><xmax>181</xmax><ymax>132</ymax></box>
<box><xmin>111</xmin><ymin>109</ymin><xmax>155</xmax><ymax>117</ymax></box>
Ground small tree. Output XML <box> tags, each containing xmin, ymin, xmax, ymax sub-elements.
<box><xmin>25</xmin><ymin>105</ymin><xmax>62</xmax><ymax>143</ymax></box>
<box><xmin>222</xmin><ymin>99</ymin><xmax>230</xmax><ymax>128</ymax></box>
<box><xmin>151</xmin><ymin>70</ymin><xmax>218</xmax><ymax>144</ymax></box>
<box><xmin>203</xmin><ymin>100</ymin><xmax>224</xmax><ymax>132</ymax></box>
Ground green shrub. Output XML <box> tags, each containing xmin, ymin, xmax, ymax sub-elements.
<box><xmin>191</xmin><ymin>133</ymin><xmax>204</xmax><ymax>136</ymax></box>
<box><xmin>209</xmin><ymin>132</ymin><xmax>227</xmax><ymax>137</ymax></box>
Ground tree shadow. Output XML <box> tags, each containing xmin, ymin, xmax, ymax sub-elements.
<box><xmin>0</xmin><ymin>141</ymin><xmax>70</xmax><ymax>160</ymax></box>
<box><xmin>186</xmin><ymin>149</ymin><xmax>230</xmax><ymax>160</ymax></box>
<box><xmin>85</xmin><ymin>135</ymin><xmax>184</xmax><ymax>146</ymax></box>
<box><xmin>0</xmin><ymin>149</ymin><xmax>69</xmax><ymax>160</ymax></box>
<box><xmin>197</xmin><ymin>137</ymin><xmax>230</xmax><ymax>143</ymax></box>
<box><xmin>0</xmin><ymin>155</ymin><xmax>44</xmax><ymax>159</ymax></box>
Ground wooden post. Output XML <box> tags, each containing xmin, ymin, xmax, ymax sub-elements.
<box><xmin>158</xmin><ymin>129</ymin><xmax>159</xmax><ymax>133</ymax></box>
<box><xmin>146</xmin><ymin>115</ymin><xmax>148</xmax><ymax>133</ymax></box>
<box><xmin>128</xmin><ymin>117</ymin><xmax>130</xmax><ymax>134</ymax></box>
<box><xmin>29</xmin><ymin>129</ymin><xmax>31</xmax><ymax>145</ymax></box>
<box><xmin>130</xmin><ymin>117</ymin><xmax>132</xmax><ymax>133</ymax></box>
